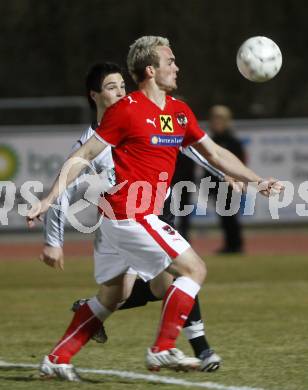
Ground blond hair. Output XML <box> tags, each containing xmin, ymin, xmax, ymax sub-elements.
<box><xmin>127</xmin><ymin>36</ymin><xmax>170</xmax><ymax>83</ymax></box>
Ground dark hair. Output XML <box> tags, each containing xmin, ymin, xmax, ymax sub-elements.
<box><xmin>85</xmin><ymin>62</ymin><xmax>123</xmax><ymax>110</ymax></box>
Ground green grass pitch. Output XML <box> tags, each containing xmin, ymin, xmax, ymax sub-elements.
<box><xmin>0</xmin><ymin>254</ymin><xmax>307</xmax><ymax>390</ymax></box>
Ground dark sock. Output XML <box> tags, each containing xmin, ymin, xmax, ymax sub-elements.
<box><xmin>183</xmin><ymin>295</ymin><xmax>210</xmax><ymax>357</ymax></box>
<box><xmin>119</xmin><ymin>279</ymin><xmax>159</xmax><ymax>310</ymax></box>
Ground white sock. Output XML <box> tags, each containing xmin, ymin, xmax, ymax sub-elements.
<box><xmin>87</xmin><ymin>296</ymin><xmax>111</xmax><ymax>322</ymax></box>
<box><xmin>172</xmin><ymin>276</ymin><xmax>201</xmax><ymax>298</ymax></box>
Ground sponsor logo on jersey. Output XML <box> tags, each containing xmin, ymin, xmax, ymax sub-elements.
<box><xmin>150</xmin><ymin>135</ymin><xmax>183</xmax><ymax>146</ymax></box>
<box><xmin>160</xmin><ymin>115</ymin><xmax>174</xmax><ymax>133</ymax></box>
<box><xmin>175</xmin><ymin>112</ymin><xmax>188</xmax><ymax>128</ymax></box>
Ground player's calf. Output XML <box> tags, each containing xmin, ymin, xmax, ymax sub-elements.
<box><xmin>71</xmin><ymin>298</ymin><xmax>108</xmax><ymax>344</ymax></box>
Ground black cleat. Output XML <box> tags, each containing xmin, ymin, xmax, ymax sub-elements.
<box><xmin>199</xmin><ymin>349</ymin><xmax>222</xmax><ymax>372</ymax></box>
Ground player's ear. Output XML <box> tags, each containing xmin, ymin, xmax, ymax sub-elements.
<box><xmin>90</xmin><ymin>90</ymin><xmax>97</xmax><ymax>103</ymax></box>
<box><xmin>145</xmin><ymin>65</ymin><xmax>155</xmax><ymax>79</ymax></box>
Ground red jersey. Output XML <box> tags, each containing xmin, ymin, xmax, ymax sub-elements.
<box><xmin>95</xmin><ymin>91</ymin><xmax>206</xmax><ymax>219</ymax></box>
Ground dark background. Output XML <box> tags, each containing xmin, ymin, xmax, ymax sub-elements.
<box><xmin>0</xmin><ymin>0</ymin><xmax>307</xmax><ymax>122</ymax></box>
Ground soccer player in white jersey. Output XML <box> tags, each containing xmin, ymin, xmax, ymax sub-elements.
<box><xmin>41</xmin><ymin>62</ymin><xmax>228</xmax><ymax>380</ymax></box>
<box><xmin>28</xmin><ymin>36</ymin><xmax>283</xmax><ymax>379</ymax></box>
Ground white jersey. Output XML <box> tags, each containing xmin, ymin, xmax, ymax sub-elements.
<box><xmin>73</xmin><ymin>124</ymin><xmax>115</xmax><ymax>183</ymax></box>
<box><xmin>44</xmin><ymin>124</ymin><xmax>225</xmax><ymax>247</ymax></box>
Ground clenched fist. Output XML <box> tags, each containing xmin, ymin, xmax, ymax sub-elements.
<box><xmin>40</xmin><ymin>245</ymin><xmax>64</xmax><ymax>270</ymax></box>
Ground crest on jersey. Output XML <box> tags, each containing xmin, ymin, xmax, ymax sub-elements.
<box><xmin>162</xmin><ymin>224</ymin><xmax>175</xmax><ymax>235</ymax></box>
<box><xmin>175</xmin><ymin>112</ymin><xmax>188</xmax><ymax>128</ymax></box>
<box><xmin>160</xmin><ymin>115</ymin><xmax>174</xmax><ymax>133</ymax></box>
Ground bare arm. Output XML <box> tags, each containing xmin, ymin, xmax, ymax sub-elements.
<box><xmin>193</xmin><ymin>136</ymin><xmax>284</xmax><ymax>196</ymax></box>
<box><xmin>40</xmin><ymin>183</ymin><xmax>75</xmax><ymax>270</ymax></box>
<box><xmin>193</xmin><ymin>136</ymin><xmax>260</xmax><ymax>182</ymax></box>
<box><xmin>181</xmin><ymin>145</ymin><xmax>244</xmax><ymax>192</ymax></box>
<box><xmin>181</xmin><ymin>146</ymin><xmax>225</xmax><ymax>181</ymax></box>
<box><xmin>27</xmin><ymin>135</ymin><xmax>106</xmax><ymax>226</ymax></box>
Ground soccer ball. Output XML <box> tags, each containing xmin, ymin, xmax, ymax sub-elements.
<box><xmin>236</xmin><ymin>36</ymin><xmax>282</xmax><ymax>82</ymax></box>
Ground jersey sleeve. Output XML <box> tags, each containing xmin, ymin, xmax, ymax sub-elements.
<box><xmin>43</xmin><ymin>187</ymin><xmax>73</xmax><ymax>247</ymax></box>
<box><xmin>95</xmin><ymin>101</ymin><xmax>128</xmax><ymax>147</ymax></box>
<box><xmin>43</xmin><ymin>129</ymin><xmax>93</xmax><ymax>247</ymax></box>
<box><xmin>76</xmin><ymin>126</ymin><xmax>94</xmax><ymax>147</ymax></box>
<box><xmin>181</xmin><ymin>146</ymin><xmax>225</xmax><ymax>181</ymax></box>
<box><xmin>182</xmin><ymin>105</ymin><xmax>207</xmax><ymax>148</ymax></box>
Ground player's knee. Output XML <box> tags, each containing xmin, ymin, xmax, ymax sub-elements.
<box><xmin>199</xmin><ymin>259</ymin><xmax>207</xmax><ymax>281</ymax></box>
<box><xmin>168</xmin><ymin>249</ymin><xmax>207</xmax><ymax>284</ymax></box>
<box><xmin>190</xmin><ymin>257</ymin><xmax>207</xmax><ymax>284</ymax></box>
<box><xmin>180</xmin><ymin>256</ymin><xmax>206</xmax><ymax>285</ymax></box>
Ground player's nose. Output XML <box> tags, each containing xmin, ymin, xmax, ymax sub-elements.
<box><xmin>117</xmin><ymin>88</ymin><xmax>125</xmax><ymax>97</ymax></box>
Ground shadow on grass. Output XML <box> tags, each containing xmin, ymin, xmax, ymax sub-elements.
<box><xmin>0</xmin><ymin>367</ymin><xmax>179</xmax><ymax>387</ymax></box>
<box><xmin>0</xmin><ymin>367</ymin><xmax>103</xmax><ymax>384</ymax></box>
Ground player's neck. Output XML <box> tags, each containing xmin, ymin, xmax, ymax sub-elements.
<box><xmin>97</xmin><ymin>107</ymin><xmax>105</xmax><ymax>123</ymax></box>
<box><xmin>139</xmin><ymin>82</ymin><xmax>166</xmax><ymax>111</ymax></box>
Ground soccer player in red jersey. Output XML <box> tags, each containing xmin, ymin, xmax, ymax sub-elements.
<box><xmin>42</xmin><ymin>61</ymin><xmax>230</xmax><ymax>376</ymax></box>
<box><xmin>27</xmin><ymin>36</ymin><xmax>283</xmax><ymax>378</ymax></box>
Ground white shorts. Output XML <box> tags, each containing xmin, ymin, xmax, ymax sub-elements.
<box><xmin>93</xmin><ymin>214</ymin><xmax>191</xmax><ymax>284</ymax></box>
